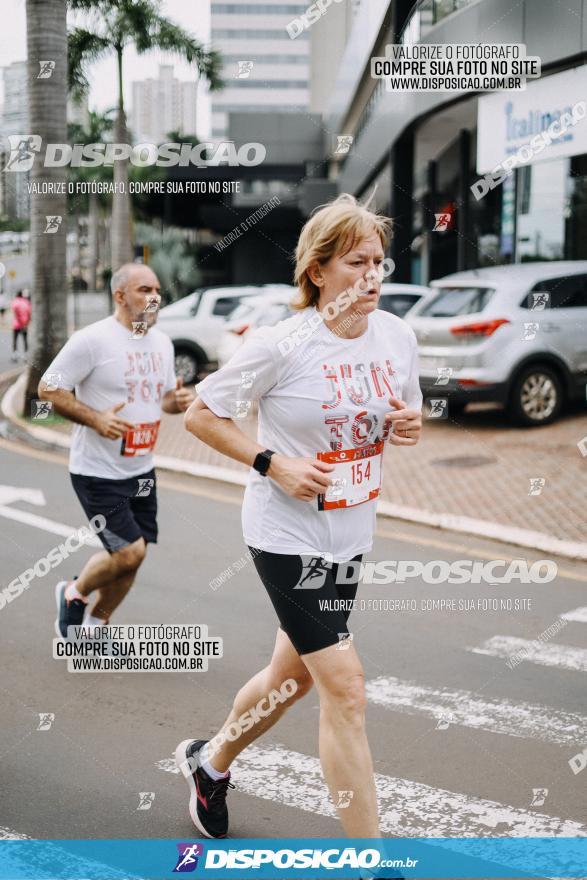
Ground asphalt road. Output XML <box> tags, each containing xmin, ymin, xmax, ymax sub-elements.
<box><xmin>0</xmin><ymin>438</ymin><xmax>586</xmax><ymax>846</ymax></box>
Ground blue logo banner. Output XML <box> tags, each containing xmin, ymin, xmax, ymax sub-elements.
<box><xmin>0</xmin><ymin>837</ymin><xmax>586</xmax><ymax>878</ymax></box>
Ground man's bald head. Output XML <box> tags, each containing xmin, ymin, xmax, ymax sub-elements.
<box><xmin>110</xmin><ymin>262</ymin><xmax>159</xmax><ymax>296</ymax></box>
<box><xmin>110</xmin><ymin>262</ymin><xmax>162</xmax><ymax>330</ymax></box>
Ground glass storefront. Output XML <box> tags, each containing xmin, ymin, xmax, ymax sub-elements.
<box><xmin>566</xmin><ymin>153</ymin><xmax>587</xmax><ymax>261</ymax></box>
<box><xmin>516</xmin><ymin>159</ymin><xmax>567</xmax><ymax>261</ymax></box>
<box><xmin>410</xmin><ymin>105</ymin><xmax>587</xmax><ymax>282</ymax></box>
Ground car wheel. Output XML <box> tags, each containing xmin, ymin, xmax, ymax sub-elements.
<box><xmin>507</xmin><ymin>364</ymin><xmax>563</xmax><ymax>426</ymax></box>
<box><xmin>174</xmin><ymin>350</ymin><xmax>199</xmax><ymax>385</ymax></box>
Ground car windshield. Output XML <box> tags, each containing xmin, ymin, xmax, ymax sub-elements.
<box><xmin>159</xmin><ymin>290</ymin><xmax>202</xmax><ymax>317</ymax></box>
<box><xmin>419</xmin><ymin>286</ymin><xmax>495</xmax><ymax>317</ymax></box>
<box><xmin>227</xmin><ymin>301</ymin><xmax>257</xmax><ymax>322</ymax></box>
<box><xmin>379</xmin><ymin>293</ymin><xmax>420</xmax><ymax>318</ymax></box>
<box><xmin>256</xmin><ymin>303</ymin><xmax>292</xmax><ymax>327</ymax></box>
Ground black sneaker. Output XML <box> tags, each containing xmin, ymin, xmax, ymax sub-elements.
<box><xmin>54</xmin><ymin>580</ymin><xmax>87</xmax><ymax>638</ymax></box>
<box><xmin>175</xmin><ymin>739</ymin><xmax>234</xmax><ymax>838</ymax></box>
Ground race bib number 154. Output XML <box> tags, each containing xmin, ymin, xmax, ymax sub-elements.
<box><xmin>317</xmin><ymin>440</ymin><xmax>384</xmax><ymax>511</ymax></box>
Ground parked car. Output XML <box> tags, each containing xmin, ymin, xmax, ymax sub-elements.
<box><xmin>406</xmin><ymin>261</ymin><xmax>587</xmax><ymax>426</ymax></box>
<box><xmin>217</xmin><ymin>282</ymin><xmax>430</xmax><ymax>366</ymax></box>
<box><xmin>157</xmin><ymin>284</ymin><xmax>292</xmax><ymax>383</ymax></box>
<box><xmin>218</xmin><ymin>289</ymin><xmax>296</xmax><ymax>366</ymax></box>
<box><xmin>378</xmin><ymin>282</ymin><xmax>431</xmax><ymax>317</ymax></box>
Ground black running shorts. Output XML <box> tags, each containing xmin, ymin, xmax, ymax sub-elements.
<box><xmin>70</xmin><ymin>469</ymin><xmax>158</xmax><ymax>554</ymax></box>
<box><xmin>249</xmin><ymin>547</ymin><xmax>362</xmax><ymax>655</ymax></box>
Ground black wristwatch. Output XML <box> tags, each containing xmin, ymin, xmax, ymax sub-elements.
<box><xmin>253</xmin><ymin>449</ymin><xmax>275</xmax><ymax>477</ymax></box>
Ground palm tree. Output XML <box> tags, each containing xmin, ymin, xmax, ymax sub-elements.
<box><xmin>68</xmin><ymin>108</ymin><xmax>114</xmax><ymax>290</ymax></box>
<box><xmin>67</xmin><ymin>0</ymin><xmax>223</xmax><ymax>270</ymax></box>
<box><xmin>24</xmin><ymin>0</ymin><xmax>69</xmax><ymax>410</ymax></box>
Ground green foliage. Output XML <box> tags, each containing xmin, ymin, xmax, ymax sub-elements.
<box><xmin>135</xmin><ymin>222</ymin><xmax>201</xmax><ymax>302</ymax></box>
<box><xmin>67</xmin><ymin>109</ymin><xmax>115</xmax><ymax>215</ymax></box>
<box><xmin>67</xmin><ymin>0</ymin><xmax>223</xmax><ymax>100</ymax></box>
<box><xmin>0</xmin><ymin>218</ymin><xmax>30</xmax><ymax>232</ymax></box>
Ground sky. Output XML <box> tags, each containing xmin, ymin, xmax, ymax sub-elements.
<box><xmin>0</xmin><ymin>0</ymin><xmax>212</xmax><ymax>134</ymax></box>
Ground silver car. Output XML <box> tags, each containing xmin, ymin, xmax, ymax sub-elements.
<box><xmin>406</xmin><ymin>261</ymin><xmax>587</xmax><ymax>426</ymax></box>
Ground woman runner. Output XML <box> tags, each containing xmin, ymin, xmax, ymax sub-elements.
<box><xmin>176</xmin><ymin>194</ymin><xmax>422</xmax><ymax>851</ymax></box>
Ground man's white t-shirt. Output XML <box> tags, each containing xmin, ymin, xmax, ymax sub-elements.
<box><xmin>196</xmin><ymin>306</ymin><xmax>422</xmax><ymax>562</ymax></box>
<box><xmin>42</xmin><ymin>315</ymin><xmax>176</xmax><ymax>479</ymax></box>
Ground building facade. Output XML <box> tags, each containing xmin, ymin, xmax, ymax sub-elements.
<box><xmin>327</xmin><ymin>0</ymin><xmax>587</xmax><ymax>283</ymax></box>
<box><xmin>210</xmin><ymin>0</ymin><xmax>311</xmax><ymax>138</ymax></box>
<box><xmin>130</xmin><ymin>65</ymin><xmax>198</xmax><ymax>143</ymax></box>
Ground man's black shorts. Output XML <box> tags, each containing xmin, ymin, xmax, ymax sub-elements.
<box><xmin>70</xmin><ymin>469</ymin><xmax>157</xmax><ymax>554</ymax></box>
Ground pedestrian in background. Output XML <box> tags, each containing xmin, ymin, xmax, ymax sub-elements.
<box><xmin>11</xmin><ymin>290</ymin><xmax>32</xmax><ymax>362</ymax></box>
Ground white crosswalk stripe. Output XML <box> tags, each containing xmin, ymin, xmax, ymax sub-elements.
<box><xmin>469</xmin><ymin>636</ymin><xmax>587</xmax><ymax>672</ymax></box>
<box><xmin>364</xmin><ymin>676</ymin><xmax>587</xmax><ymax>745</ymax></box>
<box><xmin>0</xmin><ymin>828</ymin><xmax>136</xmax><ymax>878</ymax></box>
<box><xmin>158</xmin><ymin>744</ymin><xmax>587</xmax><ymax>837</ymax></box>
<box><xmin>160</xmin><ymin>609</ymin><xmax>587</xmax><ymax>845</ymax></box>
<box><xmin>561</xmin><ymin>606</ymin><xmax>587</xmax><ymax>623</ymax></box>
<box><xmin>0</xmin><ymin>827</ymin><xmax>29</xmax><ymax>839</ymax></box>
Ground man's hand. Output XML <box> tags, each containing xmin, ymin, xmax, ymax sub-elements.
<box><xmin>385</xmin><ymin>396</ymin><xmax>422</xmax><ymax>446</ymax></box>
<box><xmin>165</xmin><ymin>378</ymin><xmax>194</xmax><ymax>414</ymax></box>
<box><xmin>92</xmin><ymin>403</ymin><xmax>134</xmax><ymax>440</ymax></box>
<box><xmin>268</xmin><ymin>454</ymin><xmax>335</xmax><ymax>501</ymax></box>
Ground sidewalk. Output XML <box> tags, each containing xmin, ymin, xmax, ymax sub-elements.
<box><xmin>3</xmin><ymin>372</ymin><xmax>587</xmax><ymax>559</ymax></box>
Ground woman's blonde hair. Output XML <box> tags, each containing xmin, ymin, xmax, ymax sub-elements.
<box><xmin>292</xmin><ymin>193</ymin><xmax>393</xmax><ymax>310</ymax></box>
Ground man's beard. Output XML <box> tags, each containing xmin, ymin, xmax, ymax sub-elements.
<box><xmin>131</xmin><ymin>308</ymin><xmax>158</xmax><ymax>327</ymax></box>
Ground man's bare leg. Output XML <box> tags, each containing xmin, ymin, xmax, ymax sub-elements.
<box><xmin>88</xmin><ymin>570</ymin><xmax>137</xmax><ymax>619</ymax></box>
<box><xmin>69</xmin><ymin>538</ymin><xmax>147</xmax><ymax>620</ymax></box>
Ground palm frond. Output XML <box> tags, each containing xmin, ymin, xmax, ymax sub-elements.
<box><xmin>131</xmin><ymin>10</ymin><xmax>224</xmax><ymax>90</ymax></box>
<box><xmin>67</xmin><ymin>121</ymin><xmax>86</xmax><ymax>142</ymax></box>
<box><xmin>67</xmin><ymin>0</ymin><xmax>118</xmax><ymax>11</ymax></box>
<box><xmin>68</xmin><ymin>28</ymin><xmax>111</xmax><ymax>96</ymax></box>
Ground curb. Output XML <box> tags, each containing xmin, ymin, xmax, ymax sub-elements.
<box><xmin>2</xmin><ymin>373</ymin><xmax>587</xmax><ymax>561</ymax></box>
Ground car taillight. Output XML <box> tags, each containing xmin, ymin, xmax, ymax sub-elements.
<box><xmin>230</xmin><ymin>324</ymin><xmax>250</xmax><ymax>336</ymax></box>
<box><xmin>450</xmin><ymin>318</ymin><xmax>510</xmax><ymax>337</ymax></box>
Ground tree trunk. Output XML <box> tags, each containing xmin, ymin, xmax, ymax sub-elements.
<box><xmin>88</xmin><ymin>190</ymin><xmax>99</xmax><ymax>291</ymax></box>
<box><xmin>24</xmin><ymin>0</ymin><xmax>68</xmax><ymax>413</ymax></box>
<box><xmin>110</xmin><ymin>50</ymin><xmax>133</xmax><ymax>270</ymax></box>
<box><xmin>102</xmin><ymin>214</ymin><xmax>111</xmax><ymax>288</ymax></box>
<box><xmin>76</xmin><ymin>215</ymin><xmax>83</xmax><ymax>285</ymax></box>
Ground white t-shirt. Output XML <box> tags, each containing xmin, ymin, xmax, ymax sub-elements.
<box><xmin>196</xmin><ymin>306</ymin><xmax>422</xmax><ymax>562</ymax></box>
<box><xmin>42</xmin><ymin>315</ymin><xmax>176</xmax><ymax>479</ymax></box>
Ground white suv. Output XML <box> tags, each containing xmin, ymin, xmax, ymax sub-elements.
<box><xmin>157</xmin><ymin>284</ymin><xmax>292</xmax><ymax>383</ymax></box>
<box><xmin>406</xmin><ymin>261</ymin><xmax>587</xmax><ymax>426</ymax></box>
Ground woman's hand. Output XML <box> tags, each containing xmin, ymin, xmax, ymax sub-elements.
<box><xmin>268</xmin><ymin>454</ymin><xmax>335</xmax><ymax>501</ymax></box>
<box><xmin>385</xmin><ymin>396</ymin><xmax>422</xmax><ymax>446</ymax></box>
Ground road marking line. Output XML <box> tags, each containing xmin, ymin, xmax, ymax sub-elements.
<box><xmin>561</xmin><ymin>606</ymin><xmax>587</xmax><ymax>623</ymax></box>
<box><xmin>2</xmin><ymin>437</ymin><xmax>587</xmax><ymax>578</ymax></box>
<box><xmin>157</xmin><ymin>744</ymin><xmax>587</xmax><ymax>836</ymax></box>
<box><xmin>0</xmin><ymin>827</ymin><xmax>29</xmax><ymax>839</ymax></box>
<box><xmin>365</xmin><ymin>676</ymin><xmax>587</xmax><ymax>746</ymax></box>
<box><xmin>470</xmin><ymin>636</ymin><xmax>587</xmax><ymax>672</ymax></box>
<box><xmin>0</xmin><ymin>505</ymin><xmax>101</xmax><ymax>545</ymax></box>
<box><xmin>375</xmin><ymin>528</ymin><xmax>587</xmax><ymax>582</ymax></box>
<box><xmin>0</xmin><ymin>828</ymin><xmax>137</xmax><ymax>879</ymax></box>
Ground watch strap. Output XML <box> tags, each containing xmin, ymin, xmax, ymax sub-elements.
<box><xmin>253</xmin><ymin>449</ymin><xmax>275</xmax><ymax>476</ymax></box>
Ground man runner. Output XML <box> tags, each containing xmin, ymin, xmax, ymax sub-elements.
<box><xmin>38</xmin><ymin>263</ymin><xmax>193</xmax><ymax>637</ymax></box>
